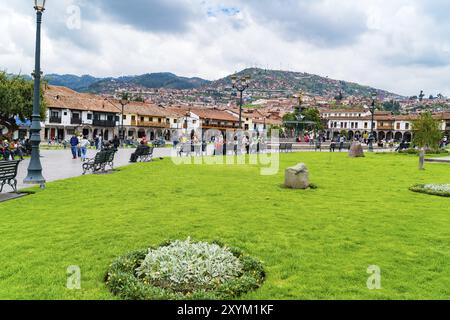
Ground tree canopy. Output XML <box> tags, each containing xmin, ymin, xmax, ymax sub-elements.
<box><xmin>412</xmin><ymin>112</ymin><xmax>442</xmax><ymax>150</ymax></box>
<box><xmin>0</xmin><ymin>71</ymin><xmax>46</xmax><ymax>137</ymax></box>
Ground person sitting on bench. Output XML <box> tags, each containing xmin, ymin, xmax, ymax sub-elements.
<box><xmin>130</xmin><ymin>140</ymin><xmax>148</xmax><ymax>163</ymax></box>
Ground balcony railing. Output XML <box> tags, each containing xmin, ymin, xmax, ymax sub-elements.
<box><xmin>49</xmin><ymin>116</ymin><xmax>62</xmax><ymax>124</ymax></box>
<box><xmin>202</xmin><ymin>123</ymin><xmax>240</xmax><ymax>129</ymax></box>
<box><xmin>132</xmin><ymin>120</ymin><xmax>169</xmax><ymax>128</ymax></box>
<box><xmin>93</xmin><ymin>119</ymin><xmax>116</xmax><ymax>127</ymax></box>
<box><xmin>71</xmin><ymin>118</ymin><xmax>82</xmax><ymax>125</ymax></box>
<box><xmin>377</xmin><ymin>125</ymin><xmax>395</xmax><ymax>130</ymax></box>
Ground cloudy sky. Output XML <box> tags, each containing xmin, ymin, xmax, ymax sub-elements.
<box><xmin>1</xmin><ymin>0</ymin><xmax>450</xmax><ymax>96</ymax></box>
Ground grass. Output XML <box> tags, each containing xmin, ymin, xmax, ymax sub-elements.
<box><xmin>0</xmin><ymin>152</ymin><xmax>450</xmax><ymax>300</ymax></box>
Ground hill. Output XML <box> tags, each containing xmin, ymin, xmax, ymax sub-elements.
<box><xmin>44</xmin><ymin>73</ymin><xmax>211</xmax><ymax>93</ymax></box>
<box><xmin>205</xmin><ymin>68</ymin><xmax>402</xmax><ymax>99</ymax></box>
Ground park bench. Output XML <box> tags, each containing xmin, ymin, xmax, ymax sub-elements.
<box><xmin>135</xmin><ymin>146</ymin><xmax>154</xmax><ymax>162</ymax></box>
<box><xmin>82</xmin><ymin>149</ymin><xmax>116</xmax><ymax>175</ymax></box>
<box><xmin>330</xmin><ymin>142</ymin><xmax>351</xmax><ymax>152</ymax></box>
<box><xmin>0</xmin><ymin>160</ymin><xmax>21</xmax><ymax>193</ymax></box>
<box><xmin>179</xmin><ymin>144</ymin><xmax>192</xmax><ymax>157</ymax></box>
<box><xmin>279</xmin><ymin>143</ymin><xmax>293</xmax><ymax>153</ymax></box>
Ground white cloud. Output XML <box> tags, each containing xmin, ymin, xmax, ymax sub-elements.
<box><xmin>1</xmin><ymin>0</ymin><xmax>450</xmax><ymax>96</ymax></box>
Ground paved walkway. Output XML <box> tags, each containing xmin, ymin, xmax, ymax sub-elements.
<box><xmin>426</xmin><ymin>156</ymin><xmax>450</xmax><ymax>164</ymax></box>
<box><xmin>6</xmin><ymin>148</ymin><xmax>173</xmax><ymax>192</ymax></box>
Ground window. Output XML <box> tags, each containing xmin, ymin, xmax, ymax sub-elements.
<box><xmin>364</xmin><ymin>122</ymin><xmax>368</xmax><ymax>129</ymax></box>
<box><xmin>122</xmin><ymin>115</ymin><xmax>127</xmax><ymax>120</ymax></box>
<box><xmin>173</xmin><ymin>119</ymin><xmax>178</xmax><ymax>124</ymax></box>
<box><xmin>405</xmin><ymin>123</ymin><xmax>410</xmax><ymax>130</ymax></box>
<box><xmin>131</xmin><ymin>116</ymin><xmax>136</xmax><ymax>121</ymax></box>
<box><xmin>87</xmin><ymin>114</ymin><xmax>92</xmax><ymax>120</ymax></box>
<box><xmin>63</xmin><ymin>112</ymin><xmax>67</xmax><ymax>116</ymax></box>
<box><xmin>396</xmin><ymin>123</ymin><xmax>401</xmax><ymax>130</ymax></box>
<box><xmin>141</xmin><ymin>117</ymin><xmax>145</xmax><ymax>122</ymax></box>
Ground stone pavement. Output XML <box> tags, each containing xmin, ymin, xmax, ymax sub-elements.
<box><xmin>4</xmin><ymin>148</ymin><xmax>174</xmax><ymax>192</ymax></box>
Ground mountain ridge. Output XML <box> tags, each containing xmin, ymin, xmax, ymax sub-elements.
<box><xmin>42</xmin><ymin>68</ymin><xmax>403</xmax><ymax>99</ymax></box>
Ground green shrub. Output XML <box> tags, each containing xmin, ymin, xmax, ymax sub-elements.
<box><xmin>400</xmin><ymin>148</ymin><xmax>449</xmax><ymax>155</ymax></box>
<box><xmin>105</xmin><ymin>239</ymin><xmax>265</xmax><ymax>300</ymax></box>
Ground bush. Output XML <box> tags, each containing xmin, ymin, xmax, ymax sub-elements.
<box><xmin>399</xmin><ymin>148</ymin><xmax>449</xmax><ymax>155</ymax></box>
<box><xmin>410</xmin><ymin>184</ymin><xmax>450</xmax><ymax>197</ymax></box>
<box><xmin>105</xmin><ymin>239</ymin><xmax>265</xmax><ymax>300</ymax></box>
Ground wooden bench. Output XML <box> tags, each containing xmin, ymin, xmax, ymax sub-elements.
<box><xmin>82</xmin><ymin>149</ymin><xmax>116</xmax><ymax>175</ymax></box>
<box><xmin>135</xmin><ymin>146</ymin><xmax>154</xmax><ymax>162</ymax></box>
<box><xmin>0</xmin><ymin>160</ymin><xmax>21</xmax><ymax>193</ymax></box>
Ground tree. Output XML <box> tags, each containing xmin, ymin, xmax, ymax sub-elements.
<box><xmin>0</xmin><ymin>71</ymin><xmax>46</xmax><ymax>139</ymax></box>
<box><xmin>412</xmin><ymin>112</ymin><xmax>443</xmax><ymax>170</ymax></box>
<box><xmin>382</xmin><ymin>100</ymin><xmax>401</xmax><ymax>114</ymax></box>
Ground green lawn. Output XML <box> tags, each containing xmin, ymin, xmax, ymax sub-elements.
<box><xmin>1</xmin><ymin>153</ymin><xmax>449</xmax><ymax>300</ymax></box>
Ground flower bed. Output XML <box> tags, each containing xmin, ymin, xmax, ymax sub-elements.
<box><xmin>410</xmin><ymin>184</ymin><xmax>450</xmax><ymax>197</ymax></box>
<box><xmin>105</xmin><ymin>239</ymin><xmax>265</xmax><ymax>300</ymax></box>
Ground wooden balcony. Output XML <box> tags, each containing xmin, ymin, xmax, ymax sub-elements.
<box><xmin>377</xmin><ymin>125</ymin><xmax>395</xmax><ymax>130</ymax></box>
<box><xmin>49</xmin><ymin>116</ymin><xmax>62</xmax><ymax>124</ymax></box>
<box><xmin>202</xmin><ymin>123</ymin><xmax>240</xmax><ymax>130</ymax></box>
<box><xmin>93</xmin><ymin>119</ymin><xmax>116</xmax><ymax>127</ymax></box>
<box><xmin>132</xmin><ymin>120</ymin><xmax>169</xmax><ymax>128</ymax></box>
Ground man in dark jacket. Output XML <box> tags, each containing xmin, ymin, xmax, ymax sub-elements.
<box><xmin>130</xmin><ymin>140</ymin><xmax>148</xmax><ymax>163</ymax></box>
<box><xmin>70</xmin><ymin>135</ymin><xmax>79</xmax><ymax>159</ymax></box>
<box><xmin>112</xmin><ymin>135</ymin><xmax>120</xmax><ymax>151</ymax></box>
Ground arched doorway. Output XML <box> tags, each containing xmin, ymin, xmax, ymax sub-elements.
<box><xmin>394</xmin><ymin>132</ymin><xmax>403</xmax><ymax>141</ymax></box>
<box><xmin>378</xmin><ymin>131</ymin><xmax>386</xmax><ymax>141</ymax></box>
<box><xmin>404</xmin><ymin>132</ymin><xmax>412</xmax><ymax>142</ymax></box>
<box><xmin>82</xmin><ymin>127</ymin><xmax>91</xmax><ymax>139</ymax></box>
<box><xmin>386</xmin><ymin>132</ymin><xmax>394</xmax><ymax>141</ymax></box>
<box><xmin>138</xmin><ymin>129</ymin><xmax>146</xmax><ymax>139</ymax></box>
<box><xmin>348</xmin><ymin>130</ymin><xmax>354</xmax><ymax>140</ymax></box>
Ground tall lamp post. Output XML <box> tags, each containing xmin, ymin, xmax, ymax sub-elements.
<box><xmin>119</xmin><ymin>96</ymin><xmax>130</xmax><ymax>146</ymax></box>
<box><xmin>368</xmin><ymin>93</ymin><xmax>377</xmax><ymax>152</ymax></box>
<box><xmin>24</xmin><ymin>0</ymin><xmax>46</xmax><ymax>188</ymax></box>
<box><xmin>231</xmin><ymin>75</ymin><xmax>250</xmax><ymax>129</ymax></box>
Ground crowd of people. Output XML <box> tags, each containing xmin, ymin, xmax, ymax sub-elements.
<box><xmin>173</xmin><ymin>133</ymin><xmax>268</xmax><ymax>156</ymax></box>
<box><xmin>0</xmin><ymin>138</ymin><xmax>30</xmax><ymax>161</ymax></box>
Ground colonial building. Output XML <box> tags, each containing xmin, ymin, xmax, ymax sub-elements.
<box><xmin>121</xmin><ymin>102</ymin><xmax>171</xmax><ymax>141</ymax></box>
<box><xmin>44</xmin><ymin>86</ymin><xmax>120</xmax><ymax>141</ymax></box>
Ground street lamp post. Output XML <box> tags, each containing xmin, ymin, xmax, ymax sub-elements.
<box><xmin>119</xmin><ymin>97</ymin><xmax>130</xmax><ymax>147</ymax></box>
<box><xmin>24</xmin><ymin>0</ymin><xmax>47</xmax><ymax>188</ymax></box>
<box><xmin>368</xmin><ymin>93</ymin><xmax>377</xmax><ymax>153</ymax></box>
<box><xmin>231</xmin><ymin>75</ymin><xmax>250</xmax><ymax>129</ymax></box>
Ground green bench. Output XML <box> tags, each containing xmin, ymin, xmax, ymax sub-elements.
<box><xmin>82</xmin><ymin>149</ymin><xmax>117</xmax><ymax>175</ymax></box>
<box><xmin>0</xmin><ymin>160</ymin><xmax>21</xmax><ymax>193</ymax></box>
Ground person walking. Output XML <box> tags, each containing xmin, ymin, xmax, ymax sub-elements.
<box><xmin>70</xmin><ymin>135</ymin><xmax>79</xmax><ymax>160</ymax></box>
<box><xmin>112</xmin><ymin>135</ymin><xmax>120</xmax><ymax>151</ymax></box>
<box><xmin>98</xmin><ymin>134</ymin><xmax>103</xmax><ymax>150</ymax></box>
<box><xmin>79</xmin><ymin>136</ymin><xmax>90</xmax><ymax>162</ymax></box>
